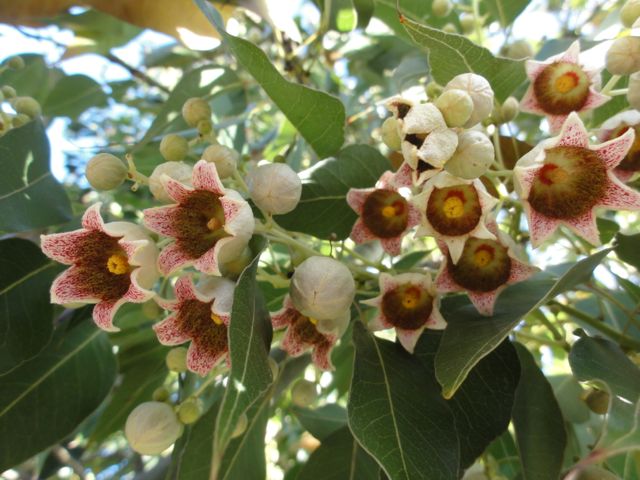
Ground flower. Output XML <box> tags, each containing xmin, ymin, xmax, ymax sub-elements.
<box><xmin>271</xmin><ymin>295</ymin><xmax>345</xmax><ymax>370</ymax></box>
<box><xmin>362</xmin><ymin>272</ymin><xmax>446</xmax><ymax>353</ymax></box>
<box><xmin>153</xmin><ymin>275</ymin><xmax>235</xmax><ymax>376</ymax></box>
<box><xmin>520</xmin><ymin>41</ymin><xmax>609</xmax><ymax>133</ymax></box>
<box><xmin>347</xmin><ymin>171</ymin><xmax>420</xmax><ymax>255</ymax></box>
<box><xmin>435</xmin><ymin>221</ymin><xmax>538</xmax><ymax>316</ymax></box>
<box><xmin>125</xmin><ymin>402</ymin><xmax>183</xmax><ymax>455</ymax></box>
<box><xmin>443</xmin><ymin>73</ymin><xmax>494</xmax><ymax>127</ymax></box>
<box><xmin>598</xmin><ymin>110</ymin><xmax>640</xmax><ymax>182</ymax></box>
<box><xmin>514</xmin><ymin>112</ymin><xmax>640</xmax><ymax>247</ymax></box>
<box><xmin>412</xmin><ymin>172</ymin><xmax>497</xmax><ymax>264</ymax></box>
<box><xmin>144</xmin><ymin>160</ymin><xmax>254</xmax><ymax>276</ymax></box>
<box><xmin>41</xmin><ymin>203</ymin><xmax>158</xmax><ymax>332</ymax></box>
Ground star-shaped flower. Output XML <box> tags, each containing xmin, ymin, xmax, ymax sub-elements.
<box><xmin>271</xmin><ymin>295</ymin><xmax>345</xmax><ymax>370</ymax></box>
<box><xmin>153</xmin><ymin>275</ymin><xmax>235</xmax><ymax>376</ymax></box>
<box><xmin>520</xmin><ymin>41</ymin><xmax>609</xmax><ymax>133</ymax></box>
<box><xmin>514</xmin><ymin>112</ymin><xmax>640</xmax><ymax>247</ymax></box>
<box><xmin>412</xmin><ymin>171</ymin><xmax>497</xmax><ymax>264</ymax></box>
<box><xmin>41</xmin><ymin>203</ymin><xmax>158</xmax><ymax>331</ymax></box>
<box><xmin>435</xmin><ymin>221</ymin><xmax>538</xmax><ymax>316</ymax></box>
<box><xmin>143</xmin><ymin>160</ymin><xmax>254</xmax><ymax>276</ymax></box>
<box><xmin>598</xmin><ymin>110</ymin><xmax>640</xmax><ymax>183</ymax></box>
<box><xmin>347</xmin><ymin>171</ymin><xmax>420</xmax><ymax>255</ymax></box>
<box><xmin>362</xmin><ymin>272</ymin><xmax>446</xmax><ymax>353</ymax></box>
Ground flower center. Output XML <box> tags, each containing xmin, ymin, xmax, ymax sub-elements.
<box><xmin>426</xmin><ymin>185</ymin><xmax>482</xmax><ymax>236</ymax></box>
<box><xmin>401</xmin><ymin>286</ymin><xmax>421</xmax><ymax>309</ymax></box>
<box><xmin>206</xmin><ymin>217</ymin><xmax>221</xmax><ymax>231</ymax></box>
<box><xmin>533</xmin><ymin>61</ymin><xmax>590</xmax><ymax>115</ymax></box>
<box><xmin>554</xmin><ymin>72</ymin><xmax>579</xmax><ymax>94</ymax></box>
<box><xmin>443</xmin><ymin>195</ymin><xmax>465</xmax><ymax>218</ymax></box>
<box><xmin>210</xmin><ymin>313</ymin><xmax>224</xmax><ymax>325</ymax></box>
<box><xmin>362</xmin><ymin>189</ymin><xmax>409</xmax><ymax>239</ymax></box>
<box><xmin>473</xmin><ymin>245</ymin><xmax>494</xmax><ymax>267</ymax></box>
<box><xmin>291</xmin><ymin>312</ymin><xmax>328</xmax><ymax>346</ymax></box>
<box><xmin>308</xmin><ymin>316</ymin><xmax>318</xmax><ymax>325</ymax></box>
<box><xmin>381</xmin><ymin>283</ymin><xmax>433</xmax><ymax>330</ymax></box>
<box><xmin>449</xmin><ymin>238</ymin><xmax>511</xmax><ymax>292</ymax></box>
<box><xmin>107</xmin><ymin>253</ymin><xmax>129</xmax><ymax>275</ymax></box>
<box><xmin>538</xmin><ymin>164</ymin><xmax>569</xmax><ymax>185</ymax></box>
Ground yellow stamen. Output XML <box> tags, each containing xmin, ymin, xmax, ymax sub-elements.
<box><xmin>401</xmin><ymin>288</ymin><xmax>420</xmax><ymax>309</ymax></box>
<box><xmin>381</xmin><ymin>205</ymin><xmax>397</xmax><ymax>218</ymax></box>
<box><xmin>554</xmin><ymin>72</ymin><xmax>579</xmax><ymax>94</ymax></box>
<box><xmin>308</xmin><ymin>316</ymin><xmax>318</xmax><ymax>325</ymax></box>
<box><xmin>211</xmin><ymin>313</ymin><xmax>224</xmax><ymax>325</ymax></box>
<box><xmin>206</xmin><ymin>217</ymin><xmax>221</xmax><ymax>231</ymax></box>
<box><xmin>443</xmin><ymin>196</ymin><xmax>464</xmax><ymax>219</ymax></box>
<box><xmin>107</xmin><ymin>254</ymin><xmax>129</xmax><ymax>275</ymax></box>
<box><xmin>473</xmin><ymin>249</ymin><xmax>493</xmax><ymax>267</ymax></box>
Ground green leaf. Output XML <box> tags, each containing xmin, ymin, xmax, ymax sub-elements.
<box><xmin>0</xmin><ymin>321</ymin><xmax>116</xmax><ymax>471</ymax></box>
<box><xmin>326</xmin><ymin>0</ymin><xmax>357</xmax><ymax>32</ymax></box>
<box><xmin>354</xmin><ymin>0</ymin><xmax>375</xmax><ymax>28</ymax></box>
<box><xmin>0</xmin><ymin>121</ymin><xmax>72</xmax><ymax>233</ymax></box>
<box><xmin>484</xmin><ymin>0</ymin><xmax>530</xmax><ymax>27</ymax></box>
<box><xmin>414</xmin><ymin>333</ymin><xmax>520</xmax><ymax>474</ymax></box>
<box><xmin>297</xmin><ymin>426</ymin><xmax>380</xmax><ymax>480</ymax></box>
<box><xmin>373</xmin><ymin>0</ymin><xmax>457</xmax><ymax>42</ymax></box>
<box><xmin>597</xmin><ymin>217</ymin><xmax>620</xmax><ymax>245</ymax></box>
<box><xmin>276</xmin><ymin>145</ymin><xmax>391</xmax><ymax>240</ymax></box>
<box><xmin>615</xmin><ymin>232</ymin><xmax>640</xmax><ymax>270</ymax></box>
<box><xmin>0</xmin><ymin>54</ymin><xmax>63</xmax><ymax>104</ymax></box>
<box><xmin>435</xmin><ymin>247</ymin><xmax>613</xmax><ymax>398</ymax></box>
<box><xmin>43</xmin><ymin>74</ymin><xmax>108</xmax><ymax>118</ymax></box>
<box><xmin>487</xmin><ymin>431</ymin><xmax>521</xmax><ymax>479</ymax></box>
<box><xmin>348</xmin><ymin>322</ymin><xmax>459</xmax><ymax>480</ymax></box>
<box><xmin>548</xmin><ymin>375</ymin><xmax>590</xmax><ymax>424</ymax></box>
<box><xmin>401</xmin><ymin>15</ymin><xmax>526</xmax><ymax>101</ymax></box>
<box><xmin>195</xmin><ymin>0</ymin><xmax>346</xmax><ymax>158</ymax></box>
<box><xmin>292</xmin><ymin>404</ymin><xmax>348</xmax><ymax>440</ymax></box>
<box><xmin>211</xmin><ymin>237</ymin><xmax>273</xmax><ymax>478</ymax></box>
<box><xmin>512</xmin><ymin>343</ymin><xmax>567</xmax><ymax>480</ymax></box>
<box><xmin>0</xmin><ymin>238</ymin><xmax>59</xmax><ymax>375</ymax></box>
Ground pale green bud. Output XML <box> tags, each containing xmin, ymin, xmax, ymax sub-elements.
<box><xmin>85</xmin><ymin>153</ymin><xmax>128</xmax><ymax>191</ymax></box>
<box><xmin>11</xmin><ymin>96</ymin><xmax>41</xmax><ymax>118</ymax></box>
<box><xmin>500</xmin><ymin>97</ymin><xmax>519</xmax><ymax>122</ymax></box>
<box><xmin>231</xmin><ymin>413</ymin><xmax>248</xmax><ymax>438</ymax></box>
<box><xmin>7</xmin><ymin>56</ymin><xmax>25</xmax><ymax>70</ymax></box>
<box><xmin>182</xmin><ymin>97</ymin><xmax>211</xmax><ymax>127</ymax></box>
<box><xmin>125</xmin><ymin>402</ymin><xmax>183</xmax><ymax>455</ymax></box>
<box><xmin>442</xmin><ymin>23</ymin><xmax>457</xmax><ymax>34</ymax></box>
<box><xmin>505</xmin><ymin>40</ymin><xmax>533</xmax><ymax>59</ymax></box>
<box><xmin>166</xmin><ymin>347</ymin><xmax>188</xmax><ymax>373</ymax></box>
<box><xmin>628</xmin><ymin>72</ymin><xmax>640</xmax><ymax>110</ymax></box>
<box><xmin>149</xmin><ymin>161</ymin><xmax>193</xmax><ymax>203</ymax></box>
<box><xmin>152</xmin><ymin>386</ymin><xmax>170</xmax><ymax>402</ymax></box>
<box><xmin>202</xmin><ymin>144</ymin><xmax>238</xmax><ymax>179</ymax></box>
<box><xmin>247</xmin><ymin>163</ymin><xmax>302</xmax><ymax>215</ymax></box>
<box><xmin>432</xmin><ymin>0</ymin><xmax>451</xmax><ymax>17</ymax></box>
<box><xmin>291</xmin><ymin>379</ymin><xmax>317</xmax><ymax>407</ymax></box>
<box><xmin>434</xmin><ymin>89</ymin><xmax>474</xmax><ymax>127</ymax></box>
<box><xmin>160</xmin><ymin>134</ymin><xmax>189</xmax><ymax>162</ymax></box>
<box><xmin>380</xmin><ymin>117</ymin><xmax>402</xmax><ymax>150</ymax></box>
<box><xmin>177</xmin><ymin>398</ymin><xmax>203</xmax><ymax>425</ymax></box>
<box><xmin>606</xmin><ymin>36</ymin><xmax>640</xmax><ymax>75</ymax></box>
<box><xmin>12</xmin><ymin>113</ymin><xmax>31</xmax><ymax>128</ymax></box>
<box><xmin>445</xmin><ymin>130</ymin><xmax>494</xmax><ymax>179</ymax></box>
<box><xmin>1</xmin><ymin>86</ymin><xmax>16</xmax><ymax>99</ymax></box>
<box><xmin>459</xmin><ymin>14</ymin><xmax>475</xmax><ymax>34</ymax></box>
<box><xmin>622</xmin><ymin>0</ymin><xmax>640</xmax><ymax>28</ymax></box>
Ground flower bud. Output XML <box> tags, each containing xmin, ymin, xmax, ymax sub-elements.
<box><xmin>434</xmin><ymin>89</ymin><xmax>474</xmax><ymax>127</ymax></box>
<box><xmin>459</xmin><ymin>14</ymin><xmax>475</xmax><ymax>34</ymax></box>
<box><xmin>504</xmin><ymin>39</ymin><xmax>533</xmax><ymax>59</ymax></box>
<box><xmin>444</xmin><ymin>73</ymin><xmax>494</xmax><ymax>127</ymax></box>
<box><xmin>149</xmin><ymin>161</ymin><xmax>193</xmax><ymax>203</ymax></box>
<box><xmin>177</xmin><ymin>398</ymin><xmax>203</xmax><ymax>425</ymax></box>
<box><xmin>247</xmin><ymin>163</ymin><xmax>302</xmax><ymax>215</ymax></box>
<box><xmin>499</xmin><ymin>96</ymin><xmax>519</xmax><ymax>123</ymax></box>
<box><xmin>220</xmin><ymin>246</ymin><xmax>253</xmax><ymax>278</ymax></box>
<box><xmin>584</xmin><ymin>388</ymin><xmax>609</xmax><ymax>414</ymax></box>
<box><xmin>182</xmin><ymin>97</ymin><xmax>211</xmax><ymax>127</ymax></box>
<box><xmin>152</xmin><ymin>386</ymin><xmax>170</xmax><ymax>402</ymax></box>
<box><xmin>12</xmin><ymin>113</ymin><xmax>31</xmax><ymax>128</ymax></box>
<box><xmin>6</xmin><ymin>56</ymin><xmax>24</xmax><ymax>70</ymax></box>
<box><xmin>231</xmin><ymin>413</ymin><xmax>248</xmax><ymax>438</ymax></box>
<box><xmin>622</xmin><ymin>0</ymin><xmax>640</xmax><ymax>28</ymax></box>
<box><xmin>125</xmin><ymin>402</ymin><xmax>183</xmax><ymax>455</ymax></box>
<box><xmin>166</xmin><ymin>347</ymin><xmax>188</xmax><ymax>373</ymax></box>
<box><xmin>442</xmin><ymin>23</ymin><xmax>457</xmax><ymax>34</ymax></box>
<box><xmin>444</xmin><ymin>130</ymin><xmax>495</xmax><ymax>179</ymax></box>
<box><xmin>85</xmin><ymin>153</ymin><xmax>128</xmax><ymax>191</ymax></box>
<box><xmin>606</xmin><ymin>36</ymin><xmax>640</xmax><ymax>75</ymax></box>
<box><xmin>160</xmin><ymin>134</ymin><xmax>188</xmax><ymax>162</ymax></box>
<box><xmin>432</xmin><ymin>0</ymin><xmax>451</xmax><ymax>17</ymax></box>
<box><xmin>628</xmin><ymin>72</ymin><xmax>640</xmax><ymax>110</ymax></box>
<box><xmin>1</xmin><ymin>86</ymin><xmax>16</xmax><ymax>99</ymax></box>
<box><xmin>380</xmin><ymin>116</ymin><xmax>402</xmax><ymax>150</ymax></box>
<box><xmin>197</xmin><ymin>119</ymin><xmax>213</xmax><ymax>135</ymax></box>
<box><xmin>290</xmin><ymin>256</ymin><xmax>355</xmax><ymax>321</ymax></box>
<box><xmin>202</xmin><ymin>144</ymin><xmax>239</xmax><ymax>179</ymax></box>
<box><xmin>11</xmin><ymin>96</ymin><xmax>41</xmax><ymax>118</ymax></box>
<box><xmin>291</xmin><ymin>379</ymin><xmax>318</xmax><ymax>407</ymax></box>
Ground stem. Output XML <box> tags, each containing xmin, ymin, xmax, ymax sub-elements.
<box><xmin>471</xmin><ymin>0</ymin><xmax>485</xmax><ymax>45</ymax></box>
<box><xmin>492</xmin><ymin>127</ymin><xmax>506</xmax><ymax>170</ymax></box>
<box><xmin>584</xmin><ymin>284</ymin><xmax>640</xmax><ymax>330</ymax></box>
<box><xmin>609</xmin><ymin>88</ymin><xmax>628</xmax><ymax>96</ymax></box>
<box><xmin>515</xmin><ymin>330</ymin><xmax>568</xmax><ymax>349</ymax></box>
<box><xmin>125</xmin><ymin>153</ymin><xmax>149</xmax><ymax>190</ymax></box>
<box><xmin>341</xmin><ymin>244</ymin><xmax>389</xmax><ymax>271</ymax></box>
<box><xmin>601</xmin><ymin>75</ymin><xmax>622</xmax><ymax>96</ymax></box>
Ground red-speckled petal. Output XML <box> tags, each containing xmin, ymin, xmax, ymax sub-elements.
<box><xmin>50</xmin><ymin>267</ymin><xmax>98</xmax><ymax>305</ymax></box>
<box><xmin>81</xmin><ymin>203</ymin><xmax>105</xmax><ymax>231</ymax></box>
<box><xmin>467</xmin><ymin>290</ymin><xmax>499</xmax><ymax>316</ymax></box>
<box><xmin>158</xmin><ymin>242</ymin><xmax>193</xmax><ymax>275</ymax></box>
<box><xmin>192</xmin><ymin>160</ymin><xmax>225</xmax><ymax>195</ymax></box>
<box><xmin>153</xmin><ymin>313</ymin><xmax>191</xmax><ymax>345</ymax></box>
<box><xmin>40</xmin><ymin>229</ymin><xmax>93</xmax><ymax>265</ymax></box>
<box><xmin>594</xmin><ymin>128</ymin><xmax>635</xmax><ymax>170</ymax></box>
<box><xmin>527</xmin><ymin>209</ymin><xmax>560</xmax><ymax>248</ymax></box>
<box><xmin>556</xmin><ymin>113</ymin><xmax>589</xmax><ymax>148</ymax></box>
<box><xmin>143</xmin><ymin>205</ymin><xmax>182</xmax><ymax>237</ymax></box>
<box><xmin>311</xmin><ymin>342</ymin><xmax>334</xmax><ymax>371</ymax></box>
<box><xmin>93</xmin><ymin>298</ymin><xmax>126</xmax><ymax>332</ymax></box>
<box><xmin>187</xmin><ymin>339</ymin><xmax>227</xmax><ymax>376</ymax></box>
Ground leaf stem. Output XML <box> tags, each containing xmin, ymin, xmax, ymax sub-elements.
<box><xmin>601</xmin><ymin>75</ymin><xmax>622</xmax><ymax>96</ymax></box>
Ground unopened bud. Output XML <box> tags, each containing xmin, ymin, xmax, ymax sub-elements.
<box><xmin>6</xmin><ymin>56</ymin><xmax>24</xmax><ymax>70</ymax></box>
<box><xmin>85</xmin><ymin>153</ymin><xmax>128</xmax><ymax>191</ymax></box>
<box><xmin>177</xmin><ymin>398</ymin><xmax>203</xmax><ymax>425</ymax></box>
<box><xmin>606</xmin><ymin>36</ymin><xmax>640</xmax><ymax>75</ymax></box>
<box><xmin>628</xmin><ymin>72</ymin><xmax>640</xmax><ymax>110</ymax></box>
<box><xmin>11</xmin><ymin>96</ymin><xmax>41</xmax><ymax>118</ymax></box>
<box><xmin>197</xmin><ymin>119</ymin><xmax>213</xmax><ymax>135</ymax></box>
<box><xmin>166</xmin><ymin>347</ymin><xmax>188</xmax><ymax>373</ymax></box>
<box><xmin>434</xmin><ymin>89</ymin><xmax>474</xmax><ymax>127</ymax></box>
<box><xmin>125</xmin><ymin>402</ymin><xmax>183</xmax><ymax>455</ymax></box>
<box><xmin>152</xmin><ymin>386</ymin><xmax>170</xmax><ymax>402</ymax></box>
<box><xmin>1</xmin><ymin>86</ymin><xmax>16</xmax><ymax>99</ymax></box>
<box><xmin>622</xmin><ymin>0</ymin><xmax>640</xmax><ymax>28</ymax></box>
<box><xmin>231</xmin><ymin>413</ymin><xmax>248</xmax><ymax>438</ymax></box>
<box><xmin>445</xmin><ymin>130</ymin><xmax>494</xmax><ymax>179</ymax></box>
<box><xmin>202</xmin><ymin>144</ymin><xmax>238</xmax><ymax>179</ymax></box>
<box><xmin>442</xmin><ymin>23</ymin><xmax>457</xmax><ymax>34</ymax></box>
<box><xmin>149</xmin><ymin>161</ymin><xmax>193</xmax><ymax>203</ymax></box>
<box><xmin>459</xmin><ymin>14</ymin><xmax>475</xmax><ymax>34</ymax></box>
<box><xmin>432</xmin><ymin>0</ymin><xmax>451</xmax><ymax>17</ymax></box>
<box><xmin>291</xmin><ymin>379</ymin><xmax>317</xmax><ymax>407</ymax></box>
<box><xmin>584</xmin><ymin>388</ymin><xmax>609</xmax><ymax>414</ymax></box>
<box><xmin>247</xmin><ymin>163</ymin><xmax>302</xmax><ymax>215</ymax></box>
<box><xmin>444</xmin><ymin>73</ymin><xmax>494</xmax><ymax>127</ymax></box>
<box><xmin>505</xmin><ymin>40</ymin><xmax>533</xmax><ymax>59</ymax></box>
<box><xmin>160</xmin><ymin>134</ymin><xmax>188</xmax><ymax>162</ymax></box>
<box><xmin>182</xmin><ymin>97</ymin><xmax>211</xmax><ymax>128</ymax></box>
<box><xmin>12</xmin><ymin>113</ymin><xmax>31</xmax><ymax>128</ymax></box>
<box><xmin>499</xmin><ymin>97</ymin><xmax>519</xmax><ymax>123</ymax></box>
<box><xmin>380</xmin><ymin>117</ymin><xmax>402</xmax><ymax>150</ymax></box>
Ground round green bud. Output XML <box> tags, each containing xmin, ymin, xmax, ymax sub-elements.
<box><xmin>85</xmin><ymin>153</ymin><xmax>128</xmax><ymax>191</ymax></box>
<box><xmin>380</xmin><ymin>117</ymin><xmax>402</xmax><ymax>150</ymax></box>
<box><xmin>7</xmin><ymin>56</ymin><xmax>25</xmax><ymax>70</ymax></box>
<box><xmin>12</xmin><ymin>113</ymin><xmax>31</xmax><ymax>128</ymax></box>
<box><xmin>142</xmin><ymin>300</ymin><xmax>161</xmax><ymax>320</ymax></box>
<box><xmin>177</xmin><ymin>398</ymin><xmax>203</xmax><ymax>425</ymax></box>
<box><xmin>499</xmin><ymin>96</ymin><xmax>520</xmax><ymax>123</ymax></box>
<box><xmin>291</xmin><ymin>379</ymin><xmax>318</xmax><ymax>407</ymax></box>
<box><xmin>152</xmin><ymin>386</ymin><xmax>170</xmax><ymax>402</ymax></box>
<box><xmin>11</xmin><ymin>96</ymin><xmax>41</xmax><ymax>118</ymax></box>
<box><xmin>442</xmin><ymin>23</ymin><xmax>457</xmax><ymax>34</ymax></box>
<box><xmin>460</xmin><ymin>13</ymin><xmax>475</xmax><ymax>34</ymax></box>
<box><xmin>202</xmin><ymin>144</ymin><xmax>239</xmax><ymax>179</ymax></box>
<box><xmin>622</xmin><ymin>0</ymin><xmax>640</xmax><ymax>28</ymax></box>
<box><xmin>505</xmin><ymin>39</ymin><xmax>533</xmax><ymax>59</ymax></box>
<box><xmin>1</xmin><ymin>85</ymin><xmax>16</xmax><ymax>99</ymax></box>
<box><xmin>160</xmin><ymin>134</ymin><xmax>189</xmax><ymax>162</ymax></box>
<box><xmin>182</xmin><ymin>97</ymin><xmax>211</xmax><ymax>127</ymax></box>
<box><xmin>197</xmin><ymin>119</ymin><xmax>213</xmax><ymax>135</ymax></box>
<box><xmin>426</xmin><ymin>81</ymin><xmax>443</xmax><ymax>100</ymax></box>
<box><xmin>432</xmin><ymin>0</ymin><xmax>451</xmax><ymax>17</ymax></box>
<box><xmin>584</xmin><ymin>389</ymin><xmax>610</xmax><ymax>414</ymax></box>
<box><xmin>231</xmin><ymin>413</ymin><xmax>248</xmax><ymax>439</ymax></box>
<box><xmin>434</xmin><ymin>89</ymin><xmax>474</xmax><ymax>127</ymax></box>
<box><xmin>606</xmin><ymin>36</ymin><xmax>640</xmax><ymax>75</ymax></box>
<box><xmin>125</xmin><ymin>401</ymin><xmax>183</xmax><ymax>455</ymax></box>
<box><xmin>149</xmin><ymin>161</ymin><xmax>193</xmax><ymax>203</ymax></box>
<box><xmin>166</xmin><ymin>347</ymin><xmax>188</xmax><ymax>373</ymax></box>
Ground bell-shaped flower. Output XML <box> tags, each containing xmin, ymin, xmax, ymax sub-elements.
<box><xmin>412</xmin><ymin>172</ymin><xmax>497</xmax><ymax>264</ymax></box>
<box><xmin>514</xmin><ymin>112</ymin><xmax>640</xmax><ymax>247</ymax></box>
<box><xmin>153</xmin><ymin>275</ymin><xmax>235</xmax><ymax>376</ymax></box>
<box><xmin>271</xmin><ymin>295</ymin><xmax>347</xmax><ymax>370</ymax></box>
<box><xmin>520</xmin><ymin>41</ymin><xmax>609</xmax><ymax>133</ymax></box>
<box><xmin>362</xmin><ymin>272</ymin><xmax>446</xmax><ymax>353</ymax></box>
<box><xmin>41</xmin><ymin>203</ymin><xmax>158</xmax><ymax>331</ymax></box>
<box><xmin>347</xmin><ymin>171</ymin><xmax>421</xmax><ymax>255</ymax></box>
<box><xmin>143</xmin><ymin>160</ymin><xmax>254</xmax><ymax>276</ymax></box>
<box><xmin>435</xmin><ymin>221</ymin><xmax>538</xmax><ymax>316</ymax></box>
<box><xmin>598</xmin><ymin>110</ymin><xmax>640</xmax><ymax>182</ymax></box>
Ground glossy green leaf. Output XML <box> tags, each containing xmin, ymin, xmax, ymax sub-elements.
<box><xmin>292</xmin><ymin>404</ymin><xmax>347</xmax><ymax>441</ymax></box>
<box><xmin>43</xmin><ymin>74</ymin><xmax>108</xmax><ymax>118</ymax></box>
<box><xmin>596</xmin><ymin>218</ymin><xmax>620</xmax><ymax>245</ymax></box>
<box><xmin>512</xmin><ymin>343</ymin><xmax>566</xmax><ymax>480</ymax></box>
<box><xmin>354</xmin><ymin>0</ymin><xmax>375</xmax><ymax>28</ymax></box>
<box><xmin>348</xmin><ymin>322</ymin><xmax>459</xmax><ymax>480</ymax></box>
<box><xmin>0</xmin><ymin>238</ymin><xmax>59</xmax><ymax>375</ymax></box>
<box><xmin>297</xmin><ymin>426</ymin><xmax>380</xmax><ymax>480</ymax></box>
<box><xmin>401</xmin><ymin>15</ymin><xmax>525</xmax><ymax>101</ymax></box>
<box><xmin>276</xmin><ymin>145</ymin><xmax>391</xmax><ymax>240</ymax></box>
<box><xmin>195</xmin><ymin>0</ymin><xmax>345</xmax><ymax>158</ymax></box>
<box><xmin>615</xmin><ymin>232</ymin><xmax>640</xmax><ymax>270</ymax></box>
<box><xmin>435</xmin><ymin>248</ymin><xmax>613</xmax><ymax>398</ymax></box>
<box><xmin>484</xmin><ymin>0</ymin><xmax>530</xmax><ymax>27</ymax></box>
<box><xmin>211</xmin><ymin>237</ymin><xmax>273</xmax><ymax>478</ymax></box>
<box><xmin>373</xmin><ymin>0</ymin><xmax>457</xmax><ymax>41</ymax></box>
<box><xmin>326</xmin><ymin>0</ymin><xmax>357</xmax><ymax>32</ymax></box>
<box><xmin>0</xmin><ymin>121</ymin><xmax>72</xmax><ymax>233</ymax></box>
<box><xmin>0</xmin><ymin>321</ymin><xmax>116</xmax><ymax>471</ymax></box>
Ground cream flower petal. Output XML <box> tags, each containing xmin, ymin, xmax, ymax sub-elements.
<box><xmin>153</xmin><ymin>313</ymin><xmax>191</xmax><ymax>345</ymax></box>
<box><xmin>157</xmin><ymin>242</ymin><xmax>193</xmax><ymax>275</ymax></box>
<box><xmin>192</xmin><ymin>160</ymin><xmax>225</xmax><ymax>195</ymax></box>
<box><xmin>93</xmin><ymin>298</ymin><xmax>128</xmax><ymax>332</ymax></box>
<box><xmin>396</xmin><ymin>327</ymin><xmax>425</xmax><ymax>354</ymax></box>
